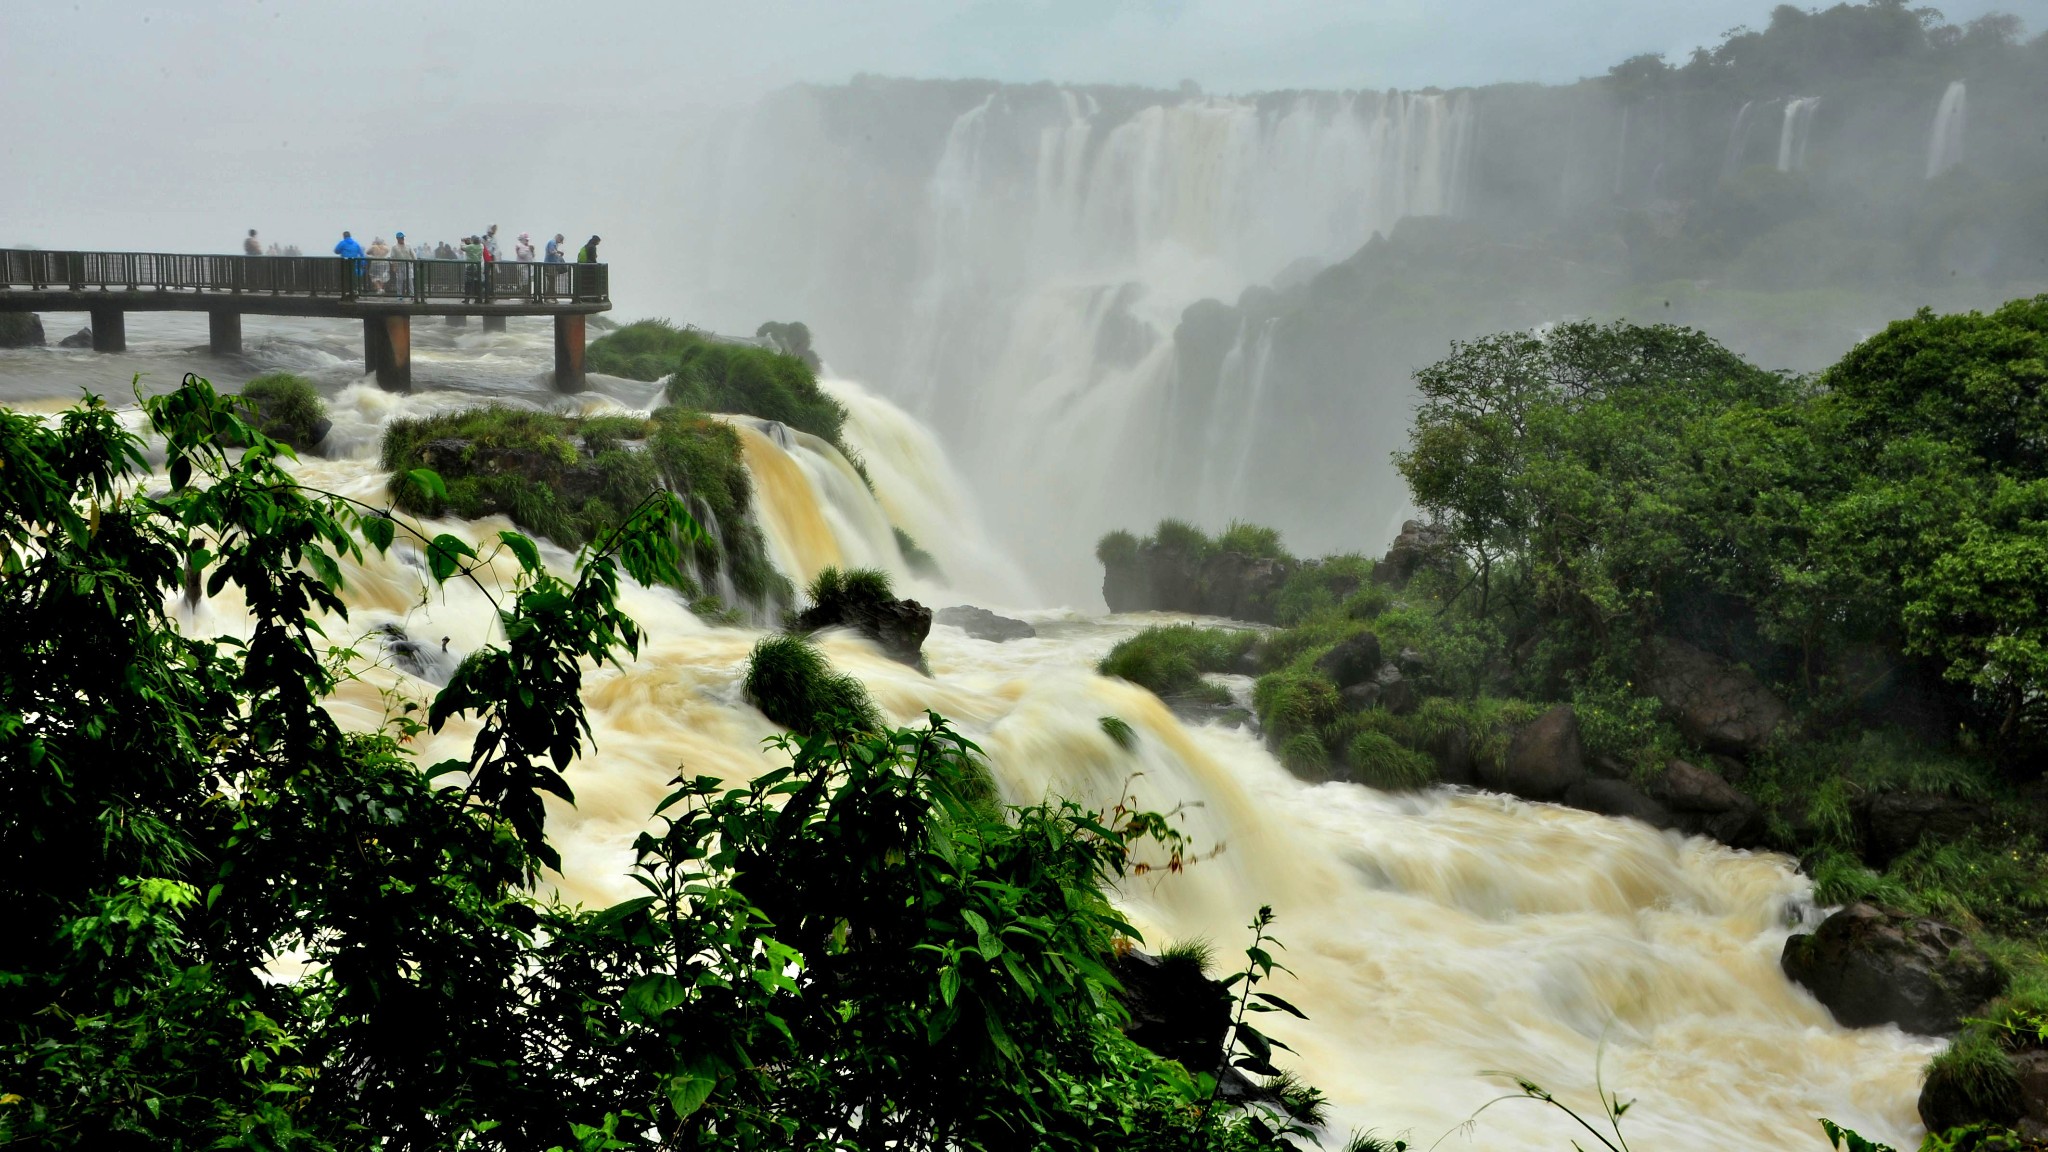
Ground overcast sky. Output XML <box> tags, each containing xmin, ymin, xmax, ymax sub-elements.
<box><xmin>5</xmin><ymin>0</ymin><xmax>2043</xmax><ymax>256</ymax></box>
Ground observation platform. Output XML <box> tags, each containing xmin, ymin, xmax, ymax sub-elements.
<box><xmin>0</xmin><ymin>248</ymin><xmax>611</xmax><ymax>392</ymax></box>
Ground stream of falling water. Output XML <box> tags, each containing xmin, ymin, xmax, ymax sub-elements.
<box><xmin>1</xmin><ymin>322</ymin><xmax>1935</xmax><ymax>1149</ymax></box>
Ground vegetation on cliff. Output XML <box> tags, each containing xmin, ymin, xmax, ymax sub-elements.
<box><xmin>235</xmin><ymin>371</ymin><xmax>328</xmax><ymax>451</ymax></box>
<box><xmin>588</xmin><ymin>318</ymin><xmax>856</xmax><ymax>460</ymax></box>
<box><xmin>0</xmin><ymin>374</ymin><xmax>1320</xmax><ymax>1152</ymax></box>
<box><xmin>381</xmin><ymin>404</ymin><xmax>788</xmax><ymax>615</ymax></box>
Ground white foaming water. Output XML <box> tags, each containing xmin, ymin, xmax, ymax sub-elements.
<box><xmin>1927</xmin><ymin>81</ymin><xmax>1968</xmax><ymax>179</ymax></box>
<box><xmin>0</xmin><ymin>331</ymin><xmax>1935</xmax><ymax>1149</ymax></box>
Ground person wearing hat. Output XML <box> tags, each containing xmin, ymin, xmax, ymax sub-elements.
<box><xmin>392</xmin><ymin>232</ymin><xmax>414</xmax><ymax>296</ymax></box>
<box><xmin>576</xmin><ymin>235</ymin><xmax>601</xmax><ymax>263</ymax></box>
<box><xmin>514</xmin><ymin>232</ymin><xmax>536</xmax><ymax>262</ymax></box>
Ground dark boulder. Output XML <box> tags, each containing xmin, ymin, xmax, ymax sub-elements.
<box><xmin>1647</xmin><ymin>758</ymin><xmax>1766</xmax><ymax>844</ymax></box>
<box><xmin>1919</xmin><ymin>1050</ymin><xmax>2022</xmax><ymax>1134</ymax></box>
<box><xmin>1371</xmin><ymin>519</ymin><xmax>1447</xmax><ymax>590</ymax></box>
<box><xmin>1639</xmin><ymin>636</ymin><xmax>1791</xmax><ymax>755</ymax></box>
<box><xmin>1200</xmin><ymin>551</ymin><xmax>1292</xmax><ymax>623</ymax></box>
<box><xmin>797</xmin><ymin>596</ymin><xmax>932</xmax><ymax>668</ymax></box>
<box><xmin>1484</xmin><ymin>705</ymin><xmax>1586</xmax><ymax>801</ymax></box>
<box><xmin>0</xmin><ymin>312</ymin><xmax>46</xmax><ymax>348</ymax></box>
<box><xmin>1314</xmin><ymin>632</ymin><xmax>1382</xmax><ymax>688</ymax></box>
<box><xmin>1108</xmin><ymin>948</ymin><xmax>1230</xmax><ymax>1075</ymax></box>
<box><xmin>1379</xmin><ymin>676</ymin><xmax>1420</xmax><ymax>716</ymax></box>
<box><xmin>935</xmin><ymin>605</ymin><xmax>1035</xmax><ymax>643</ymax></box>
<box><xmin>1563</xmin><ymin>778</ymin><xmax>1674</xmax><ymax>825</ymax></box>
<box><xmin>1781</xmin><ymin>903</ymin><xmax>2005</xmax><ymax>1034</ymax></box>
<box><xmin>1860</xmin><ymin>791</ymin><xmax>1993</xmax><ymax>868</ymax></box>
<box><xmin>58</xmin><ymin>327</ymin><xmax>92</xmax><ymax>349</ymax></box>
<box><xmin>1338</xmin><ymin>681</ymin><xmax>1382</xmax><ymax>713</ymax></box>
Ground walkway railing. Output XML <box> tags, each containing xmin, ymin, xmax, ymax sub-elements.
<box><xmin>0</xmin><ymin>249</ymin><xmax>609</xmax><ymax>306</ymax></box>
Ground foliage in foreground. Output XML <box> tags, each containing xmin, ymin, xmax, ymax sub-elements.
<box><xmin>0</xmin><ymin>375</ymin><xmax>1309</xmax><ymax>1151</ymax></box>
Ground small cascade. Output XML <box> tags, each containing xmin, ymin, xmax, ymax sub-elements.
<box><xmin>1927</xmin><ymin>80</ymin><xmax>1967</xmax><ymax>179</ymax></box>
<box><xmin>729</xmin><ymin>418</ymin><xmax>906</xmax><ymax>591</ymax></box>
<box><xmin>1721</xmin><ymin>100</ymin><xmax>1760</xmax><ymax>179</ymax></box>
<box><xmin>1776</xmin><ymin>97</ymin><xmax>1820</xmax><ymax>173</ymax></box>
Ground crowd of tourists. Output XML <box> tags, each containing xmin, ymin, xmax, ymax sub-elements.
<box><xmin>240</xmin><ymin>226</ymin><xmax>602</xmax><ymax>300</ymax></box>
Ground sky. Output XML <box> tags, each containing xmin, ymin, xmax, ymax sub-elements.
<box><xmin>4</xmin><ymin>0</ymin><xmax>2044</xmax><ymax>255</ymax></box>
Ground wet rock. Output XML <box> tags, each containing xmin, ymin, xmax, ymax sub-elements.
<box><xmin>1638</xmin><ymin>636</ymin><xmax>1791</xmax><ymax>755</ymax></box>
<box><xmin>797</xmin><ymin>596</ymin><xmax>932</xmax><ymax>668</ymax></box>
<box><xmin>1109</xmin><ymin>948</ymin><xmax>1231</xmax><ymax>1077</ymax></box>
<box><xmin>1484</xmin><ymin>705</ymin><xmax>1586</xmax><ymax>801</ymax></box>
<box><xmin>1379</xmin><ymin>676</ymin><xmax>1420</xmax><ymax>716</ymax></box>
<box><xmin>1781</xmin><ymin>902</ymin><xmax>2005</xmax><ymax>1034</ymax></box>
<box><xmin>1431</xmin><ymin>727</ymin><xmax>1480</xmax><ymax>787</ymax></box>
<box><xmin>1647</xmin><ymin>758</ymin><xmax>1759</xmax><ymax>833</ymax></box>
<box><xmin>1339</xmin><ymin>681</ymin><xmax>1382</xmax><ymax>714</ymax></box>
<box><xmin>1919</xmin><ymin>1050</ymin><xmax>2022</xmax><ymax>1134</ymax></box>
<box><xmin>376</xmin><ymin>622</ymin><xmax>452</xmax><ymax>683</ymax></box>
<box><xmin>1097</xmin><ymin>533</ymin><xmax>1298</xmax><ymax>623</ymax></box>
<box><xmin>935</xmin><ymin>605</ymin><xmax>1034</xmax><ymax>643</ymax></box>
<box><xmin>1860</xmin><ymin>791</ymin><xmax>1993</xmax><ymax>868</ymax></box>
<box><xmin>1314</xmin><ymin>632</ymin><xmax>1382</xmax><ymax>688</ymax></box>
<box><xmin>0</xmin><ymin>312</ymin><xmax>46</xmax><ymax>348</ymax></box>
<box><xmin>1371</xmin><ymin>519</ymin><xmax>1448</xmax><ymax>590</ymax></box>
<box><xmin>58</xmin><ymin>326</ymin><xmax>93</xmax><ymax>349</ymax></box>
<box><xmin>1563</xmin><ymin>778</ymin><xmax>1673</xmax><ymax>825</ymax></box>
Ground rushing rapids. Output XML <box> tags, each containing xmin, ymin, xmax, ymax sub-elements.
<box><xmin>1</xmin><ymin>317</ymin><xmax>1936</xmax><ymax>1149</ymax></box>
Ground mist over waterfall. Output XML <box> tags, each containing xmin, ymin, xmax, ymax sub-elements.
<box><xmin>647</xmin><ymin>27</ymin><xmax>2047</xmax><ymax>606</ymax></box>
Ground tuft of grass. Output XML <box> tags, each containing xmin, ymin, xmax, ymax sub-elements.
<box><xmin>1254</xmin><ymin>669</ymin><xmax>1341</xmax><ymax>743</ymax></box>
<box><xmin>1923</xmin><ymin>1027</ymin><xmax>2020</xmax><ymax>1121</ymax></box>
<box><xmin>893</xmin><ymin>527</ymin><xmax>943</xmax><ymax>581</ymax></box>
<box><xmin>1214</xmin><ymin>519</ymin><xmax>1292</xmax><ymax>562</ymax></box>
<box><xmin>743</xmin><ymin>634</ymin><xmax>881</xmax><ymax>735</ymax></box>
<box><xmin>807</xmin><ymin>566</ymin><xmax>895</xmax><ymax>614</ymax></box>
<box><xmin>1097</xmin><ymin>625</ymin><xmax>1255</xmax><ymax>701</ymax></box>
<box><xmin>237</xmin><ymin>373</ymin><xmax>327</xmax><ymax>450</ymax></box>
<box><xmin>1280</xmin><ymin>731</ymin><xmax>1331</xmax><ymax>775</ymax></box>
<box><xmin>1099</xmin><ymin>716</ymin><xmax>1137</xmax><ymax>751</ymax></box>
<box><xmin>1340</xmin><ymin>1133</ymin><xmax>1408</xmax><ymax>1152</ymax></box>
<box><xmin>1158</xmin><ymin>938</ymin><xmax>1215</xmax><ymax>973</ymax></box>
<box><xmin>1347</xmin><ymin>731</ymin><xmax>1439</xmax><ymax>791</ymax></box>
<box><xmin>1096</xmin><ymin>529</ymin><xmax>1140</xmax><ymax>569</ymax></box>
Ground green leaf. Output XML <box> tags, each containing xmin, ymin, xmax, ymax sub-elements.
<box><xmin>406</xmin><ymin>467</ymin><xmax>448</xmax><ymax>501</ymax></box>
<box><xmin>499</xmin><ymin>530</ymin><xmax>542</xmax><ymax>573</ymax></box>
<box><xmin>939</xmin><ymin>964</ymin><xmax>960</xmax><ymax>1007</ymax></box>
<box><xmin>1253</xmin><ymin>991</ymin><xmax>1309</xmax><ymax>1019</ymax></box>
<box><xmin>360</xmin><ymin>513</ymin><xmax>396</xmax><ymax>553</ymax></box>
<box><xmin>623</xmin><ymin>973</ymin><xmax>688</xmax><ymax>1023</ymax></box>
<box><xmin>168</xmin><ymin>455</ymin><xmax>191</xmax><ymax>491</ymax></box>
<box><xmin>426</xmin><ymin>533</ymin><xmax>475</xmax><ymax>583</ymax></box>
<box><xmin>666</xmin><ymin>1073</ymin><xmax>715</xmax><ymax>1120</ymax></box>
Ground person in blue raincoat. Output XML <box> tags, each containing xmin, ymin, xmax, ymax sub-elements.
<box><xmin>333</xmin><ymin>230</ymin><xmax>365</xmax><ymax>290</ymax></box>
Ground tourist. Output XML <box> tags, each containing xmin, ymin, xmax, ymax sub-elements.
<box><xmin>333</xmin><ymin>231</ymin><xmax>364</xmax><ymax>289</ymax></box>
<box><xmin>577</xmin><ymin>235</ymin><xmax>601</xmax><ymax>263</ymax></box>
<box><xmin>392</xmin><ymin>232</ymin><xmax>414</xmax><ymax>295</ymax></box>
<box><xmin>483</xmin><ymin>224</ymin><xmax>501</xmax><ymax>262</ymax></box>
<box><xmin>265</xmin><ymin>242</ymin><xmax>281</xmax><ymax>256</ymax></box>
<box><xmin>462</xmin><ymin>235</ymin><xmax>484</xmax><ymax>302</ymax></box>
<box><xmin>514</xmin><ymin>232</ymin><xmax>536</xmax><ymax>262</ymax></box>
<box><xmin>435</xmin><ymin>240</ymin><xmax>456</xmax><ymax>260</ymax></box>
<box><xmin>243</xmin><ymin>228</ymin><xmax>261</xmax><ymax>256</ymax></box>
<box><xmin>365</xmin><ymin>237</ymin><xmax>391</xmax><ymax>294</ymax></box>
<box><xmin>544</xmin><ymin>233</ymin><xmax>566</xmax><ymax>263</ymax></box>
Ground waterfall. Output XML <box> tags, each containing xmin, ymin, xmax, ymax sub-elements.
<box><xmin>1926</xmin><ymin>81</ymin><xmax>1967</xmax><ymax>179</ymax></box>
<box><xmin>1776</xmin><ymin>97</ymin><xmax>1820</xmax><ymax>173</ymax></box>
<box><xmin>1721</xmin><ymin>100</ymin><xmax>1760</xmax><ymax>180</ymax></box>
<box><xmin>114</xmin><ymin>361</ymin><xmax>1935</xmax><ymax>1150</ymax></box>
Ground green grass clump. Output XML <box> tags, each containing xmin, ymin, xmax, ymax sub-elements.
<box><xmin>1273</xmin><ymin>554</ymin><xmax>1380</xmax><ymax>626</ymax></box>
<box><xmin>1254</xmin><ymin>669</ymin><xmax>1341</xmax><ymax>743</ymax></box>
<box><xmin>237</xmin><ymin>372</ymin><xmax>328</xmax><ymax>450</ymax></box>
<box><xmin>1280</xmin><ymin>732</ymin><xmax>1331</xmax><ymax>775</ymax></box>
<box><xmin>1097</xmin><ymin>625</ymin><xmax>1255</xmax><ymax>702</ymax></box>
<box><xmin>1214</xmin><ymin>520</ymin><xmax>1292</xmax><ymax>561</ymax></box>
<box><xmin>1158</xmin><ymin>938</ymin><xmax>1216</xmax><ymax>973</ymax></box>
<box><xmin>1924</xmin><ymin>1028</ymin><xmax>2021</xmax><ymax>1123</ymax></box>
<box><xmin>1099</xmin><ymin>716</ymin><xmax>1138</xmax><ymax>751</ymax></box>
<box><xmin>807</xmin><ymin>566</ymin><xmax>895</xmax><ymax>613</ymax></box>
<box><xmin>1096</xmin><ymin>529</ymin><xmax>1140</xmax><ymax>569</ymax></box>
<box><xmin>893</xmin><ymin>527</ymin><xmax>943</xmax><ymax>580</ymax></box>
<box><xmin>743</xmin><ymin>634</ymin><xmax>881</xmax><ymax>735</ymax></box>
<box><xmin>382</xmin><ymin>404</ymin><xmax>790</xmax><ymax>616</ymax></box>
<box><xmin>586</xmin><ymin>318</ymin><xmax>700</xmax><ymax>381</ymax></box>
<box><xmin>1346</xmin><ymin>731</ymin><xmax>1439</xmax><ymax>791</ymax></box>
<box><xmin>667</xmin><ymin>335</ymin><xmax>848</xmax><ymax>450</ymax></box>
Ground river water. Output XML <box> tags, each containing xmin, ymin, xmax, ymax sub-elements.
<box><xmin>0</xmin><ymin>314</ymin><xmax>1936</xmax><ymax>1149</ymax></box>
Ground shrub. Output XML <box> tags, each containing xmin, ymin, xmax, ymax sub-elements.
<box><xmin>586</xmin><ymin>318</ymin><xmax>700</xmax><ymax>381</ymax></box>
<box><xmin>1096</xmin><ymin>529</ymin><xmax>1140</xmax><ymax>569</ymax></box>
<box><xmin>1346</xmin><ymin>731</ymin><xmax>1439</xmax><ymax>791</ymax></box>
<box><xmin>807</xmin><ymin>566</ymin><xmax>895</xmax><ymax>614</ymax></box>
<box><xmin>1923</xmin><ymin>1028</ymin><xmax>2021</xmax><ymax>1124</ymax></box>
<box><xmin>1098</xmin><ymin>625</ymin><xmax>1255</xmax><ymax>701</ymax></box>
<box><xmin>1254</xmin><ymin>670</ymin><xmax>1341</xmax><ymax>742</ymax></box>
<box><xmin>1273</xmin><ymin>554</ymin><xmax>1378</xmax><ymax>626</ymax></box>
<box><xmin>236</xmin><ymin>373</ymin><xmax>328</xmax><ymax>451</ymax></box>
<box><xmin>1280</xmin><ymin>732</ymin><xmax>1331</xmax><ymax>775</ymax></box>
<box><xmin>667</xmin><ymin>335</ymin><xmax>848</xmax><ymax>449</ymax></box>
<box><xmin>1214</xmin><ymin>520</ymin><xmax>1291</xmax><ymax>562</ymax></box>
<box><xmin>743</xmin><ymin>634</ymin><xmax>881</xmax><ymax>735</ymax></box>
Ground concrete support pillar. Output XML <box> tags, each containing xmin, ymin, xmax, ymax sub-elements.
<box><xmin>364</xmin><ymin>315</ymin><xmax>411</xmax><ymax>392</ymax></box>
<box><xmin>554</xmin><ymin>313</ymin><xmax>586</xmax><ymax>393</ymax></box>
<box><xmin>88</xmin><ymin>306</ymin><xmax>125</xmax><ymax>353</ymax></box>
<box><xmin>208</xmin><ymin>311</ymin><xmax>242</xmax><ymax>356</ymax></box>
<box><xmin>481</xmin><ymin>314</ymin><xmax>507</xmax><ymax>333</ymax></box>
<box><xmin>445</xmin><ymin>314</ymin><xmax>467</xmax><ymax>327</ymax></box>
